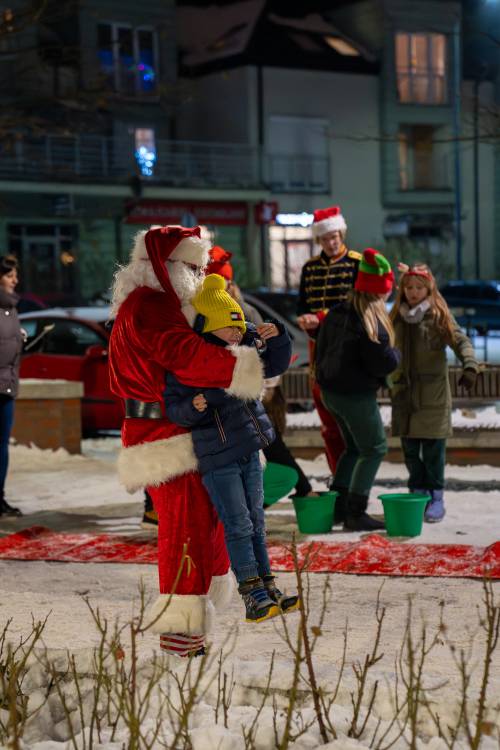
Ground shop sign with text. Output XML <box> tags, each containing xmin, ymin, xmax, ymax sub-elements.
<box><xmin>125</xmin><ymin>200</ymin><xmax>248</xmax><ymax>226</ymax></box>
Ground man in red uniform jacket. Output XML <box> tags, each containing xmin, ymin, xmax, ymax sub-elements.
<box><xmin>109</xmin><ymin>225</ymin><xmax>264</xmax><ymax>656</ymax></box>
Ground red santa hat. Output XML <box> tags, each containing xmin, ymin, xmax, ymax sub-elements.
<box><xmin>312</xmin><ymin>205</ymin><xmax>347</xmax><ymax>240</ymax></box>
<box><xmin>131</xmin><ymin>225</ymin><xmax>210</xmax><ymax>295</ymax></box>
<box><xmin>206</xmin><ymin>246</ymin><xmax>234</xmax><ymax>281</ymax></box>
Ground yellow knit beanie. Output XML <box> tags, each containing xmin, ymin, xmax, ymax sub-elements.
<box><xmin>192</xmin><ymin>274</ymin><xmax>246</xmax><ymax>333</ymax></box>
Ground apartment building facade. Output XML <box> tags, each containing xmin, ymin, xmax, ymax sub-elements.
<box><xmin>0</xmin><ymin>0</ymin><xmax>498</xmax><ymax>302</ymax></box>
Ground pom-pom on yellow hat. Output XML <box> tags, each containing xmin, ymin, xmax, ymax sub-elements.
<box><xmin>192</xmin><ymin>274</ymin><xmax>246</xmax><ymax>334</ymax></box>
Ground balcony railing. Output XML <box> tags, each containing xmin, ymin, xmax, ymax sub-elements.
<box><xmin>266</xmin><ymin>154</ymin><xmax>330</xmax><ymax>193</ymax></box>
<box><xmin>399</xmin><ymin>153</ymin><xmax>452</xmax><ymax>192</ymax></box>
<box><xmin>0</xmin><ymin>134</ymin><xmax>330</xmax><ymax>194</ymax></box>
<box><xmin>0</xmin><ymin>135</ymin><xmax>261</xmax><ymax>189</ymax></box>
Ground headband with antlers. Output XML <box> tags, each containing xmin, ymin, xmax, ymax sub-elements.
<box><xmin>397</xmin><ymin>262</ymin><xmax>432</xmax><ymax>280</ymax></box>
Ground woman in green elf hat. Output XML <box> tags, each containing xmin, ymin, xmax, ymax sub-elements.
<box><xmin>315</xmin><ymin>248</ymin><xmax>401</xmax><ymax>531</ymax></box>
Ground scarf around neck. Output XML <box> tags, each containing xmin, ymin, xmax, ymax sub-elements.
<box><xmin>399</xmin><ymin>299</ymin><xmax>431</xmax><ymax>324</ymax></box>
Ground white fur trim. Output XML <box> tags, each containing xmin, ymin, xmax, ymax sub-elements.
<box><xmin>312</xmin><ymin>215</ymin><xmax>347</xmax><ymax>239</ymax></box>
<box><xmin>170</xmin><ymin>237</ymin><xmax>210</xmax><ymax>267</ymax></box>
<box><xmin>148</xmin><ymin>594</ymin><xmax>215</xmax><ymax>635</ymax></box>
<box><xmin>130</xmin><ymin>229</ymin><xmax>149</xmax><ymax>262</ymax></box>
<box><xmin>181</xmin><ymin>303</ymin><xmax>198</xmax><ymax>327</ymax></box>
<box><xmin>225</xmin><ymin>345</ymin><xmax>264</xmax><ymax>400</ymax></box>
<box><xmin>117</xmin><ymin>433</ymin><xmax>198</xmax><ymax>492</ymax></box>
<box><xmin>208</xmin><ymin>571</ymin><xmax>236</xmax><ymax>611</ymax></box>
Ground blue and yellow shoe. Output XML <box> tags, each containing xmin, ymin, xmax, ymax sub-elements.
<box><xmin>238</xmin><ymin>577</ymin><xmax>280</xmax><ymax>623</ymax></box>
<box><xmin>263</xmin><ymin>575</ymin><xmax>300</xmax><ymax>614</ymax></box>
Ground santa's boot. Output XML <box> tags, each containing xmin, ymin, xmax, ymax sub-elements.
<box><xmin>238</xmin><ymin>577</ymin><xmax>280</xmax><ymax>623</ymax></box>
<box><xmin>424</xmin><ymin>489</ymin><xmax>445</xmax><ymax>523</ymax></box>
<box><xmin>141</xmin><ymin>490</ymin><xmax>158</xmax><ymax>531</ymax></box>
<box><xmin>263</xmin><ymin>574</ymin><xmax>300</xmax><ymax>614</ymax></box>
<box><xmin>0</xmin><ymin>493</ymin><xmax>22</xmax><ymax>517</ymax></box>
<box><xmin>159</xmin><ymin>633</ymin><xmax>206</xmax><ymax>658</ymax></box>
<box><xmin>329</xmin><ymin>484</ymin><xmax>348</xmax><ymax>526</ymax></box>
<box><xmin>344</xmin><ymin>492</ymin><xmax>385</xmax><ymax>532</ymax></box>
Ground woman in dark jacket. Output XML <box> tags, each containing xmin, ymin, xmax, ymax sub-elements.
<box><xmin>316</xmin><ymin>249</ymin><xmax>400</xmax><ymax>532</ymax></box>
<box><xmin>0</xmin><ymin>256</ymin><xmax>24</xmax><ymax>516</ymax></box>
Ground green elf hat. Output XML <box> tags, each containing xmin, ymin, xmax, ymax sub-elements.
<box><xmin>354</xmin><ymin>248</ymin><xmax>394</xmax><ymax>295</ymax></box>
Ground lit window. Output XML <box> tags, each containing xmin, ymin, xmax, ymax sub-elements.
<box><xmin>398</xmin><ymin>125</ymin><xmax>451</xmax><ymax>190</ymax></box>
<box><xmin>395</xmin><ymin>32</ymin><xmax>447</xmax><ymax>104</ymax></box>
<box><xmin>135</xmin><ymin>129</ymin><xmax>156</xmax><ymax>177</ymax></box>
<box><xmin>98</xmin><ymin>23</ymin><xmax>157</xmax><ymax>95</ymax></box>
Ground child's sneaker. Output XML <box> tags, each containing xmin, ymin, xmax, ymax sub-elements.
<box><xmin>263</xmin><ymin>575</ymin><xmax>300</xmax><ymax>614</ymax></box>
<box><xmin>238</xmin><ymin>577</ymin><xmax>280</xmax><ymax>623</ymax></box>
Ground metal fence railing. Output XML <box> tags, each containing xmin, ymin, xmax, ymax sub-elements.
<box><xmin>0</xmin><ymin>134</ymin><xmax>330</xmax><ymax>194</ymax></box>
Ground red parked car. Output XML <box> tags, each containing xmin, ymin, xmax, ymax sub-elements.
<box><xmin>20</xmin><ymin>307</ymin><xmax>123</xmax><ymax>434</ymax></box>
<box><xmin>20</xmin><ymin>295</ymin><xmax>305</xmax><ymax>434</ymax></box>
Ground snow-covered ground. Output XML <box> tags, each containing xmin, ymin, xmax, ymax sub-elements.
<box><xmin>0</xmin><ymin>440</ymin><xmax>499</xmax><ymax>749</ymax></box>
<box><xmin>288</xmin><ymin>404</ymin><xmax>500</xmax><ymax>431</ymax></box>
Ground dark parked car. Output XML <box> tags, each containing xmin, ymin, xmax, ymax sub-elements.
<box><xmin>242</xmin><ymin>290</ymin><xmax>309</xmax><ymax>366</ymax></box>
<box><xmin>440</xmin><ymin>280</ymin><xmax>500</xmax><ymax>334</ymax></box>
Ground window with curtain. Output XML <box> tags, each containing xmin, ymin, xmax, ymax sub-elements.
<box><xmin>398</xmin><ymin>125</ymin><xmax>451</xmax><ymax>190</ymax></box>
<box><xmin>98</xmin><ymin>23</ymin><xmax>157</xmax><ymax>95</ymax></box>
<box><xmin>395</xmin><ymin>32</ymin><xmax>447</xmax><ymax>105</ymax></box>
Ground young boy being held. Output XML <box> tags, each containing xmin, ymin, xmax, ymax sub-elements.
<box><xmin>164</xmin><ymin>274</ymin><xmax>298</xmax><ymax>623</ymax></box>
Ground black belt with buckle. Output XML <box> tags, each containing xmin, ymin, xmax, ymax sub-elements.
<box><xmin>124</xmin><ymin>399</ymin><xmax>163</xmax><ymax>419</ymax></box>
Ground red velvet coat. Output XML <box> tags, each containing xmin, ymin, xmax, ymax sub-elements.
<box><xmin>109</xmin><ymin>285</ymin><xmax>264</xmax><ymax>491</ymax></box>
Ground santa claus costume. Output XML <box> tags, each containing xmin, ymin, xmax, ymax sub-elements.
<box><xmin>109</xmin><ymin>225</ymin><xmax>265</xmax><ymax>656</ymax></box>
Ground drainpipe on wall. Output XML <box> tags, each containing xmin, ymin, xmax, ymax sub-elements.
<box><xmin>452</xmin><ymin>21</ymin><xmax>463</xmax><ymax>280</ymax></box>
<box><xmin>256</xmin><ymin>64</ymin><xmax>269</xmax><ymax>287</ymax></box>
<box><xmin>473</xmin><ymin>76</ymin><xmax>480</xmax><ymax>279</ymax></box>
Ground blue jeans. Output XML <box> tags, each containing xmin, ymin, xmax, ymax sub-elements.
<box><xmin>202</xmin><ymin>452</ymin><xmax>271</xmax><ymax>583</ymax></box>
<box><xmin>0</xmin><ymin>396</ymin><xmax>15</xmax><ymax>497</ymax></box>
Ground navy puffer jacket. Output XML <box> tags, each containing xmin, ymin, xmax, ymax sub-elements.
<box><xmin>164</xmin><ymin>323</ymin><xmax>291</xmax><ymax>474</ymax></box>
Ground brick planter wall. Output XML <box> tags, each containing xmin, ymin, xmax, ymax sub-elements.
<box><xmin>12</xmin><ymin>380</ymin><xmax>84</xmax><ymax>454</ymax></box>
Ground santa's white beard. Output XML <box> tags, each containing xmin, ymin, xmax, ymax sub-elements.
<box><xmin>168</xmin><ymin>261</ymin><xmax>203</xmax><ymax>304</ymax></box>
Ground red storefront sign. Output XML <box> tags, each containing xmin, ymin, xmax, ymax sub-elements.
<box><xmin>254</xmin><ymin>201</ymin><xmax>279</xmax><ymax>224</ymax></box>
<box><xmin>124</xmin><ymin>200</ymin><xmax>248</xmax><ymax>226</ymax></box>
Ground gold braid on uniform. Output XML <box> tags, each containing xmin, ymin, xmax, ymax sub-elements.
<box><xmin>301</xmin><ymin>248</ymin><xmax>361</xmax><ymax>315</ymax></box>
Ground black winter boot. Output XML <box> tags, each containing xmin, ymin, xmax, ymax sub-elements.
<box><xmin>141</xmin><ymin>491</ymin><xmax>158</xmax><ymax>531</ymax></box>
<box><xmin>238</xmin><ymin>577</ymin><xmax>280</xmax><ymax>623</ymax></box>
<box><xmin>344</xmin><ymin>492</ymin><xmax>384</xmax><ymax>532</ymax></box>
<box><xmin>263</xmin><ymin>575</ymin><xmax>300</xmax><ymax>614</ymax></box>
<box><xmin>0</xmin><ymin>495</ymin><xmax>22</xmax><ymax>517</ymax></box>
<box><xmin>329</xmin><ymin>484</ymin><xmax>348</xmax><ymax>525</ymax></box>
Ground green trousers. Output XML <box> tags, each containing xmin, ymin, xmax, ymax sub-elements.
<box><xmin>321</xmin><ymin>389</ymin><xmax>387</xmax><ymax>496</ymax></box>
<box><xmin>401</xmin><ymin>438</ymin><xmax>446</xmax><ymax>491</ymax></box>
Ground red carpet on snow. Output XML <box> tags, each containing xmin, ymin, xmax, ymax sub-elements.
<box><xmin>0</xmin><ymin>526</ymin><xmax>499</xmax><ymax>578</ymax></box>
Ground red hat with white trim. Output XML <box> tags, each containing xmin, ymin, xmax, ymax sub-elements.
<box><xmin>141</xmin><ymin>225</ymin><xmax>210</xmax><ymax>295</ymax></box>
<box><xmin>312</xmin><ymin>205</ymin><xmax>347</xmax><ymax>240</ymax></box>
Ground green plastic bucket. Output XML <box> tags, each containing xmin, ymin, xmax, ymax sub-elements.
<box><xmin>378</xmin><ymin>493</ymin><xmax>429</xmax><ymax>537</ymax></box>
<box><xmin>292</xmin><ymin>491</ymin><xmax>337</xmax><ymax>534</ymax></box>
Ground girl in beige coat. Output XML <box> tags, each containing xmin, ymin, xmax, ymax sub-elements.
<box><xmin>390</xmin><ymin>264</ymin><xmax>479</xmax><ymax>522</ymax></box>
